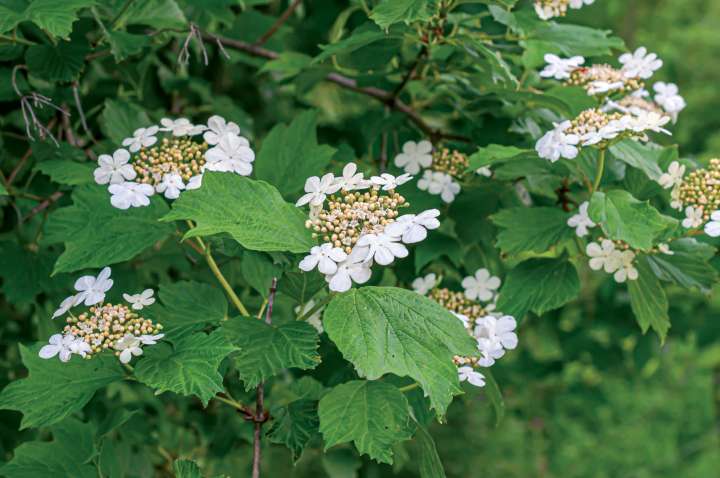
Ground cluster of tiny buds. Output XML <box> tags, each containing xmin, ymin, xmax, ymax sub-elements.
<box><xmin>597</xmin><ymin>236</ymin><xmax>632</xmax><ymax>251</ymax></box>
<box><xmin>428</xmin><ymin>288</ymin><xmax>488</xmax><ymax>324</ymax></box>
<box><xmin>567</xmin><ymin>109</ymin><xmax>623</xmax><ymax>136</ymax></box>
<box><xmin>535</xmin><ymin>0</ymin><xmax>571</xmax><ymax>18</ymax></box>
<box><xmin>431</xmin><ymin>148</ymin><xmax>469</xmax><ymax>179</ymax></box>
<box><xmin>615</xmin><ymin>95</ymin><xmax>664</xmax><ymax>116</ymax></box>
<box><xmin>305</xmin><ymin>188</ymin><xmax>407</xmax><ymax>254</ymax></box>
<box><xmin>567</xmin><ymin>64</ymin><xmax>643</xmax><ymax>95</ymax></box>
<box><xmin>677</xmin><ymin>159</ymin><xmax>720</xmax><ymax>220</ymax></box>
<box><xmin>133</xmin><ymin>137</ymin><xmax>208</xmax><ymax>185</ymax></box>
<box><xmin>63</xmin><ymin>303</ymin><xmax>163</xmax><ymax>358</ymax></box>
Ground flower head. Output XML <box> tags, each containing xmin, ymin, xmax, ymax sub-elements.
<box><xmin>325</xmin><ymin>249</ymin><xmax>373</xmax><ymax>292</ymax></box>
<box><xmin>619</xmin><ymin>47</ymin><xmax>662</xmax><ymax>79</ymax></box>
<box><xmin>203</xmin><ymin>115</ymin><xmax>241</xmax><ymax>145</ymax></box>
<box><xmin>653</xmin><ymin>82</ymin><xmax>686</xmax><ymax>121</ymax></box>
<box><xmin>370</xmin><ymin>173</ymin><xmax>413</xmax><ymax>191</ymax></box>
<box><xmin>612</xmin><ymin>250</ymin><xmax>639</xmax><ymax>283</ymax></box>
<box><xmin>355</xmin><ymin>233</ymin><xmax>408</xmax><ymax>266</ymax></box>
<box><xmin>205</xmin><ymin>133</ymin><xmax>255</xmax><ymax>175</ymax></box>
<box><xmin>536</xmin><ymin>121</ymin><xmax>580</xmax><ymax>162</ymax></box>
<box><xmin>567</xmin><ymin>201</ymin><xmax>596</xmax><ymax>237</ymax></box>
<box><xmin>384</xmin><ymin>209</ymin><xmax>441</xmax><ymax>243</ymax></box>
<box><xmin>123</xmin><ymin>289</ymin><xmax>156</xmax><ymax>310</ymax></box>
<box><xmin>109</xmin><ymin>182</ymin><xmax>155</xmax><ymax>209</ymax></box>
<box><xmin>122</xmin><ymin>126</ymin><xmax>159</xmax><ymax>153</ymax></box>
<box><xmin>412</xmin><ymin>273</ymin><xmax>437</xmax><ymax>295</ymax></box>
<box><xmin>159</xmin><ymin>118</ymin><xmax>205</xmax><ymax>136</ymax></box>
<box><xmin>94</xmin><ymin>149</ymin><xmax>136</xmax><ymax>185</ymax></box>
<box><xmin>704</xmin><ymin>211</ymin><xmax>720</xmax><ymax>237</ymax></box>
<box><xmin>658</xmin><ymin>161</ymin><xmax>685</xmax><ymax>189</ymax></box>
<box><xmin>52</xmin><ymin>294</ymin><xmax>78</xmax><ymax>319</ymax></box>
<box><xmin>74</xmin><ymin>267</ymin><xmax>113</xmax><ymax>306</ymax></box>
<box><xmin>682</xmin><ymin>206</ymin><xmax>704</xmax><ymax>229</ymax></box>
<box><xmin>296</xmin><ymin>173</ymin><xmax>340</xmax><ymax>207</ymax></box>
<box><xmin>334</xmin><ymin>163</ymin><xmax>370</xmax><ymax>191</ymax></box>
<box><xmin>462</xmin><ymin>269</ymin><xmax>501</xmax><ymax>302</ymax></box>
<box><xmin>115</xmin><ymin>334</ymin><xmax>144</xmax><ymax>364</ymax></box>
<box><xmin>586</xmin><ymin>239</ymin><xmax>620</xmax><ymax>273</ymax></box>
<box><xmin>417</xmin><ymin>170</ymin><xmax>461</xmax><ymax>203</ymax></box>
<box><xmin>540</xmin><ymin>54</ymin><xmax>584</xmax><ymax>80</ymax></box>
<box><xmin>299</xmin><ymin>243</ymin><xmax>348</xmax><ymax>275</ymax></box>
<box><xmin>458</xmin><ymin>366</ymin><xmax>486</xmax><ymax>387</ymax></box>
<box><xmin>394</xmin><ymin>140</ymin><xmax>433</xmax><ymax>174</ymax></box>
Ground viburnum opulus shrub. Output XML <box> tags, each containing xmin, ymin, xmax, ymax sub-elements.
<box><xmin>0</xmin><ymin>1</ymin><xmax>716</xmax><ymax>477</ymax></box>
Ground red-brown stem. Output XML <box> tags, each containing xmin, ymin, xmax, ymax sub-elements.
<box><xmin>254</xmin><ymin>0</ymin><xmax>302</xmax><ymax>46</ymax></box>
<box><xmin>252</xmin><ymin>277</ymin><xmax>278</xmax><ymax>478</ymax></box>
<box><xmin>6</xmin><ymin>148</ymin><xmax>33</xmax><ymax>186</ymax></box>
<box><xmin>23</xmin><ymin>192</ymin><xmax>63</xmax><ymax>222</ymax></box>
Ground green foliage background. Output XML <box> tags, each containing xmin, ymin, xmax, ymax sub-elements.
<box><xmin>0</xmin><ymin>0</ymin><xmax>719</xmax><ymax>477</ymax></box>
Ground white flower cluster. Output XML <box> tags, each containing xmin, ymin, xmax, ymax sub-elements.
<box><xmin>585</xmin><ymin>239</ymin><xmax>640</xmax><ymax>283</ymax></box>
<box><xmin>413</xmin><ymin>270</ymin><xmax>517</xmax><ymax>388</ymax></box>
<box><xmin>394</xmin><ymin>140</ymin><xmax>463</xmax><ymax>203</ymax></box>
<box><xmin>39</xmin><ymin>267</ymin><xmax>164</xmax><ymax>364</ymax></box>
<box><xmin>296</xmin><ymin>163</ymin><xmax>439</xmax><ymax>292</ymax></box>
<box><xmin>94</xmin><ymin>115</ymin><xmax>252</xmax><ymax>209</ymax></box>
<box><xmin>534</xmin><ymin>0</ymin><xmax>595</xmax><ymax>20</ymax></box>
<box><xmin>663</xmin><ymin>158</ymin><xmax>720</xmax><ymax>236</ymax></box>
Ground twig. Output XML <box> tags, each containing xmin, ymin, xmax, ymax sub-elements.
<box><xmin>72</xmin><ymin>82</ymin><xmax>95</xmax><ymax>142</ymax></box>
<box><xmin>111</xmin><ymin>0</ymin><xmax>137</xmax><ymax>28</ymax></box>
<box><xmin>252</xmin><ymin>278</ymin><xmax>278</xmax><ymax>478</ymax></box>
<box><xmin>254</xmin><ymin>0</ymin><xmax>302</xmax><ymax>46</ymax></box>
<box><xmin>178</xmin><ymin>23</ymin><xmax>209</xmax><ymax>66</ymax></box>
<box><xmin>392</xmin><ymin>46</ymin><xmax>427</xmax><ymax>98</ymax></box>
<box><xmin>6</xmin><ymin>148</ymin><xmax>33</xmax><ymax>186</ymax></box>
<box><xmin>199</xmin><ymin>32</ymin><xmax>469</xmax><ymax>143</ymax></box>
<box><xmin>12</xmin><ymin>65</ymin><xmax>69</xmax><ymax>146</ymax></box>
<box><xmin>23</xmin><ymin>192</ymin><xmax>64</xmax><ymax>222</ymax></box>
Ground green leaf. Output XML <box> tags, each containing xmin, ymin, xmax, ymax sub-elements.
<box><xmin>0</xmin><ymin>344</ymin><xmax>124</xmax><ymax>429</ymax></box>
<box><xmin>280</xmin><ymin>270</ymin><xmax>326</xmax><ymax>304</ymax></box>
<box><xmin>588</xmin><ymin>190</ymin><xmax>677</xmax><ymax>250</ymax></box>
<box><xmin>318</xmin><ymin>380</ymin><xmax>414</xmax><ymax>464</ymax></box>
<box><xmin>173</xmin><ymin>459</ymin><xmax>202</xmax><ymax>478</ymax></box>
<box><xmin>267</xmin><ymin>399</ymin><xmax>320</xmax><ymax>462</ymax></box>
<box><xmin>414</xmin><ymin>421</ymin><xmax>447</xmax><ymax>478</ymax></box>
<box><xmin>34</xmin><ymin>160</ymin><xmax>94</xmax><ymax>185</ymax></box>
<box><xmin>107</xmin><ymin>31</ymin><xmax>150</xmax><ymax>62</ymax></box>
<box><xmin>609</xmin><ymin>140</ymin><xmax>664</xmax><ymax>181</ymax></box>
<box><xmin>134</xmin><ymin>330</ymin><xmax>237</xmax><ymax>406</ymax></box>
<box><xmin>25</xmin><ymin>38</ymin><xmax>89</xmax><ymax>82</ymax></box>
<box><xmin>491</xmin><ymin>207</ymin><xmax>574</xmax><ymax>255</ymax></box>
<box><xmin>0</xmin><ymin>182</ymin><xmax>7</xmax><ymax>195</ymax></box>
<box><xmin>44</xmin><ymin>185</ymin><xmax>174</xmax><ymax>274</ymax></box>
<box><xmin>0</xmin><ymin>418</ymin><xmax>97</xmax><ymax>478</ymax></box>
<box><xmin>370</xmin><ymin>0</ymin><xmax>433</xmax><ymax>30</ymax></box>
<box><xmin>314</xmin><ymin>24</ymin><xmax>402</xmax><ymax>63</ymax></box>
<box><xmin>323</xmin><ymin>287</ymin><xmax>477</xmax><ymax>416</ymax></box>
<box><xmin>99</xmin><ymin>98</ymin><xmax>152</xmax><ymax>144</ymax></box>
<box><xmin>496</xmin><ymin>258</ymin><xmax>580</xmax><ymax>319</ymax></box>
<box><xmin>628</xmin><ymin>255</ymin><xmax>671</xmax><ymax>341</ymax></box>
<box><xmin>147</xmin><ymin>281</ymin><xmax>228</xmax><ymax>335</ymax></box>
<box><xmin>0</xmin><ymin>241</ymin><xmax>57</xmax><ymax>304</ymax></box>
<box><xmin>163</xmin><ymin>172</ymin><xmax>314</xmax><ymax>254</ymax></box>
<box><xmin>646</xmin><ymin>239</ymin><xmax>718</xmax><ymax>293</ymax></box>
<box><xmin>258</xmin><ymin>51</ymin><xmax>312</xmax><ymax>80</ymax></box>
<box><xmin>254</xmin><ymin>110</ymin><xmax>336</xmax><ymax>199</ymax></box>
<box><xmin>467</xmin><ymin>144</ymin><xmax>532</xmax><ymax>170</ymax></box>
<box><xmin>483</xmin><ymin>369</ymin><xmax>505</xmax><ymax>427</ymax></box>
<box><xmin>0</xmin><ymin>0</ymin><xmax>95</xmax><ymax>39</ymax></box>
<box><xmin>222</xmin><ymin>319</ymin><xmax>320</xmax><ymax>390</ymax></box>
<box><xmin>240</xmin><ymin>251</ymin><xmax>284</xmax><ymax>297</ymax></box>
<box><xmin>118</xmin><ymin>0</ymin><xmax>187</xmax><ymax>30</ymax></box>
<box><xmin>529</xmin><ymin>23</ymin><xmax>625</xmax><ymax>57</ymax></box>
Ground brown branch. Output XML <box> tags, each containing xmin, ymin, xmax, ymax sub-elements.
<box><xmin>200</xmin><ymin>32</ymin><xmax>469</xmax><ymax>143</ymax></box>
<box><xmin>254</xmin><ymin>0</ymin><xmax>302</xmax><ymax>46</ymax></box>
<box><xmin>6</xmin><ymin>148</ymin><xmax>33</xmax><ymax>186</ymax></box>
<box><xmin>252</xmin><ymin>277</ymin><xmax>278</xmax><ymax>478</ymax></box>
<box><xmin>23</xmin><ymin>191</ymin><xmax>63</xmax><ymax>222</ymax></box>
<box><xmin>392</xmin><ymin>46</ymin><xmax>427</xmax><ymax>98</ymax></box>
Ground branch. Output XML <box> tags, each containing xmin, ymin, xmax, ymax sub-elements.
<box><xmin>23</xmin><ymin>192</ymin><xmax>64</xmax><ymax>223</ymax></box>
<box><xmin>252</xmin><ymin>277</ymin><xmax>278</xmax><ymax>478</ymax></box>
<box><xmin>200</xmin><ymin>32</ymin><xmax>469</xmax><ymax>143</ymax></box>
<box><xmin>254</xmin><ymin>0</ymin><xmax>302</xmax><ymax>46</ymax></box>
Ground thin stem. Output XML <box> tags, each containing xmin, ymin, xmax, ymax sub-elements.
<box><xmin>254</xmin><ymin>0</ymin><xmax>302</xmax><ymax>46</ymax></box>
<box><xmin>296</xmin><ymin>293</ymin><xmax>334</xmax><ymax>321</ymax></box>
<box><xmin>592</xmin><ymin>148</ymin><xmax>606</xmax><ymax>193</ymax></box>
<box><xmin>0</xmin><ymin>33</ymin><xmax>36</xmax><ymax>46</ymax></box>
<box><xmin>398</xmin><ymin>382</ymin><xmax>420</xmax><ymax>393</ymax></box>
<box><xmin>111</xmin><ymin>0</ymin><xmax>137</xmax><ymax>28</ymax></box>
<box><xmin>214</xmin><ymin>394</ymin><xmax>249</xmax><ymax>412</ymax></box>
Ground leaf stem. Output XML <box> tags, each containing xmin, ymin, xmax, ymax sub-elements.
<box><xmin>398</xmin><ymin>382</ymin><xmax>420</xmax><ymax>393</ymax></box>
<box><xmin>592</xmin><ymin>148</ymin><xmax>607</xmax><ymax>193</ymax></box>
<box><xmin>0</xmin><ymin>33</ymin><xmax>36</xmax><ymax>46</ymax></box>
<box><xmin>296</xmin><ymin>293</ymin><xmax>335</xmax><ymax>321</ymax></box>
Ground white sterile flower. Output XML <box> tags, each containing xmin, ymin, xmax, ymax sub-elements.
<box><xmin>52</xmin><ymin>294</ymin><xmax>78</xmax><ymax>319</ymax></box>
<box><xmin>670</xmin><ymin>185</ymin><xmax>683</xmax><ymax>210</ymax></box>
<box><xmin>474</xmin><ymin>315</ymin><xmax>518</xmax><ymax>367</ymax></box>
<box><xmin>632</xmin><ymin>110</ymin><xmax>672</xmax><ymax>135</ymax></box>
<box><xmin>417</xmin><ymin>170</ymin><xmax>461</xmax><ymax>203</ymax></box>
<box><xmin>204</xmin><ymin>133</ymin><xmax>255</xmax><ymax>175</ymax></box>
<box><xmin>370</xmin><ymin>173</ymin><xmax>413</xmax><ymax>191</ymax></box>
<box><xmin>587</xmin><ymin>80</ymin><xmax>625</xmax><ymax>95</ymax></box>
<box><xmin>39</xmin><ymin>334</ymin><xmax>82</xmax><ymax>362</ymax></box>
<box><xmin>612</xmin><ymin>250</ymin><xmax>639</xmax><ymax>283</ymax></box>
<box><xmin>453</xmin><ymin>312</ymin><xmax>470</xmax><ymax>328</ymax></box>
<box><xmin>569</xmin><ymin>0</ymin><xmax>594</xmax><ymax>7</ymax></box>
<box><xmin>586</xmin><ymin>239</ymin><xmax>620</xmax><ymax>273</ymax></box>
<box><xmin>534</xmin><ymin>4</ymin><xmax>553</xmax><ymax>20</ymax></box>
<box><xmin>138</xmin><ymin>333</ymin><xmax>164</xmax><ymax>345</ymax></box>
<box><xmin>186</xmin><ymin>173</ymin><xmax>203</xmax><ymax>190</ymax></box>
<box><xmin>109</xmin><ymin>182</ymin><xmax>155</xmax><ymax>209</ymax></box>
<box><xmin>658</xmin><ymin>161</ymin><xmax>685</xmax><ymax>189</ymax></box>
<box><xmin>326</xmin><ymin>250</ymin><xmax>373</xmax><ymax>292</ymax></box>
<box><xmin>74</xmin><ymin>267</ymin><xmax>113</xmax><ymax>306</ymax></box>
<box><xmin>658</xmin><ymin>243</ymin><xmax>674</xmax><ymax>255</ymax></box>
<box><xmin>335</xmin><ymin>162</ymin><xmax>370</xmax><ymax>191</ymax></box>
<box><xmin>540</xmin><ymin>54</ymin><xmax>584</xmax><ymax>80</ymax></box>
<box><xmin>476</xmin><ymin>166</ymin><xmax>492</xmax><ymax>177</ymax></box>
<box><xmin>156</xmin><ymin>172</ymin><xmax>185</xmax><ymax>199</ymax></box>
<box><xmin>94</xmin><ymin>149</ymin><xmax>136</xmax><ymax>185</ymax></box>
<box><xmin>122</xmin><ymin>289</ymin><xmax>156</xmax><ymax>310</ymax></box>
<box><xmin>394</xmin><ymin>140</ymin><xmax>433</xmax><ymax>174</ymax></box>
<box><xmin>159</xmin><ymin>118</ymin><xmax>205</xmax><ymax>136</ymax></box>
<box><xmin>296</xmin><ymin>173</ymin><xmax>340</xmax><ymax>207</ymax></box>
<box><xmin>682</xmin><ymin>206</ymin><xmax>704</xmax><ymax>229</ymax></box>
<box><xmin>295</xmin><ymin>300</ymin><xmax>324</xmax><ymax>333</ymax></box>
<box><xmin>356</xmin><ymin>233</ymin><xmax>408</xmax><ymax>266</ymax></box>
<box><xmin>115</xmin><ymin>334</ymin><xmax>144</xmax><ymax>364</ymax></box>
<box><xmin>385</xmin><ymin>209</ymin><xmax>441</xmax><ymax>244</ymax></box>
<box><xmin>458</xmin><ymin>366</ymin><xmax>486</xmax><ymax>387</ymax></box>
<box><xmin>203</xmin><ymin>115</ymin><xmax>241</xmax><ymax>145</ymax></box>
<box><xmin>653</xmin><ymin>82</ymin><xmax>686</xmax><ymax>121</ymax></box>
<box><xmin>619</xmin><ymin>47</ymin><xmax>663</xmax><ymax>80</ymax></box>
<box><xmin>299</xmin><ymin>243</ymin><xmax>347</xmax><ymax>275</ymax></box>
<box><xmin>412</xmin><ymin>273</ymin><xmax>437</xmax><ymax>295</ymax></box>
<box><xmin>536</xmin><ymin>121</ymin><xmax>580</xmax><ymax>162</ymax></box>
<box><xmin>567</xmin><ymin>201</ymin><xmax>596</xmax><ymax>237</ymax></box>
<box><xmin>462</xmin><ymin>269</ymin><xmax>501</xmax><ymax>302</ymax></box>
<box><xmin>704</xmin><ymin>211</ymin><xmax>720</xmax><ymax>237</ymax></box>
<box><xmin>122</xmin><ymin>126</ymin><xmax>159</xmax><ymax>153</ymax></box>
